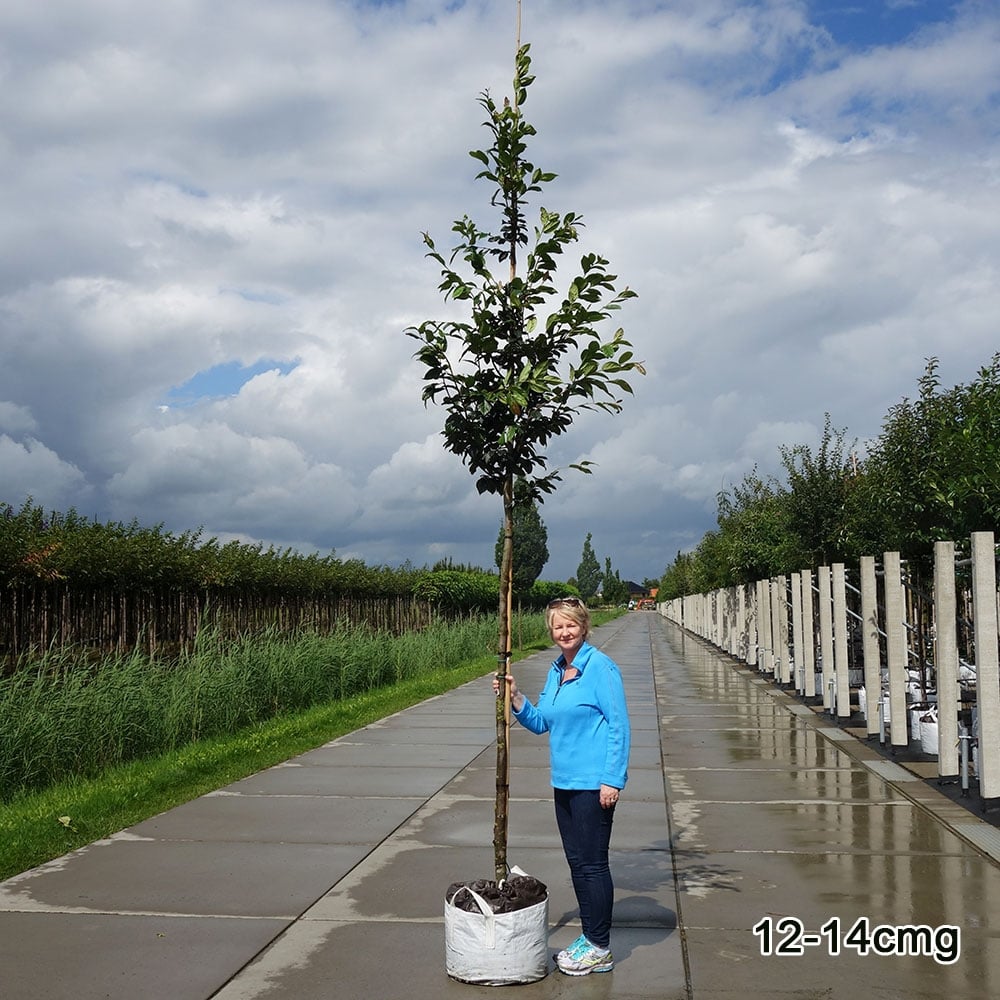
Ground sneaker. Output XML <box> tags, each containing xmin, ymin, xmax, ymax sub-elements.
<box><xmin>554</xmin><ymin>933</ymin><xmax>588</xmax><ymax>965</ymax></box>
<box><xmin>557</xmin><ymin>940</ymin><xmax>614</xmax><ymax>976</ymax></box>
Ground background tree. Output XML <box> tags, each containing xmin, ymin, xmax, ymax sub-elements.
<box><xmin>658</xmin><ymin>550</ymin><xmax>697</xmax><ymax>601</ymax></box>
<box><xmin>575</xmin><ymin>532</ymin><xmax>603</xmax><ymax>601</ymax></box>
<box><xmin>859</xmin><ymin>355</ymin><xmax>1000</xmax><ymax>573</ymax></box>
<box><xmin>602</xmin><ymin>555</ymin><xmax>629</xmax><ymax>605</ymax></box>
<box><xmin>406</xmin><ymin>43</ymin><xmax>642</xmax><ymax>883</ymax></box>
<box><xmin>494</xmin><ymin>477</ymin><xmax>549</xmax><ymax>599</ymax></box>
<box><xmin>779</xmin><ymin>414</ymin><xmax>854</xmax><ymax>568</ymax></box>
<box><xmin>715</xmin><ymin>469</ymin><xmax>791</xmax><ymax>584</ymax></box>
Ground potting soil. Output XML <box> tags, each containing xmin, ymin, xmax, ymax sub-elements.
<box><xmin>445</xmin><ymin>875</ymin><xmax>548</xmax><ymax>914</ymax></box>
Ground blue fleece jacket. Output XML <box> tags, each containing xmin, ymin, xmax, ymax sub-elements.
<box><xmin>512</xmin><ymin>640</ymin><xmax>630</xmax><ymax>790</ymax></box>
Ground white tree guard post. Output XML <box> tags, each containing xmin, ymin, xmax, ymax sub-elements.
<box><xmin>791</xmin><ymin>572</ymin><xmax>804</xmax><ymax>693</ymax></box>
<box><xmin>818</xmin><ymin>566</ymin><xmax>834</xmax><ymax>711</ymax></box>
<box><xmin>758</xmin><ymin>579</ymin><xmax>773</xmax><ymax>675</ymax></box>
<box><xmin>728</xmin><ymin>587</ymin><xmax>740</xmax><ymax>657</ymax></box>
<box><xmin>746</xmin><ymin>584</ymin><xmax>759</xmax><ymax>668</ymax></box>
<box><xmin>737</xmin><ymin>584</ymin><xmax>748</xmax><ymax>661</ymax></box>
<box><xmin>883</xmin><ymin>551</ymin><xmax>909</xmax><ymax>749</ymax></box>
<box><xmin>859</xmin><ymin>556</ymin><xmax>882</xmax><ymax>738</ymax></box>
<box><xmin>801</xmin><ymin>568</ymin><xmax>816</xmax><ymax>699</ymax></box>
<box><xmin>772</xmin><ymin>576</ymin><xmax>788</xmax><ymax>683</ymax></box>
<box><xmin>934</xmin><ymin>540</ymin><xmax>960</xmax><ymax>778</ymax></box>
<box><xmin>971</xmin><ymin>531</ymin><xmax>1000</xmax><ymax>800</ymax></box>
<box><xmin>832</xmin><ymin>563</ymin><xmax>851</xmax><ymax>719</ymax></box>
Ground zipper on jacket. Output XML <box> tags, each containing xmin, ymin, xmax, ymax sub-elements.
<box><xmin>553</xmin><ymin>667</ymin><xmax>578</xmax><ymax>701</ymax></box>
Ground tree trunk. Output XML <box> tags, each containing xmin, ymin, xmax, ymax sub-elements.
<box><xmin>494</xmin><ymin>475</ymin><xmax>515</xmax><ymax>883</ymax></box>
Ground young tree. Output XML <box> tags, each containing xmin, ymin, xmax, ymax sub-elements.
<box><xmin>575</xmin><ymin>532</ymin><xmax>603</xmax><ymax>600</ymax></box>
<box><xmin>406</xmin><ymin>44</ymin><xmax>642</xmax><ymax>882</ymax></box>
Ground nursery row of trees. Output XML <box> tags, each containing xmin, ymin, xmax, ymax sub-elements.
<box><xmin>0</xmin><ymin>499</ymin><xmax>585</xmax><ymax>660</ymax></box>
<box><xmin>0</xmin><ymin>498</ymin><xmax>579</xmax><ymax>605</ymax></box>
<box><xmin>659</xmin><ymin>354</ymin><xmax>1000</xmax><ymax>599</ymax></box>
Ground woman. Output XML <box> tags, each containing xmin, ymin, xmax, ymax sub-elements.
<box><xmin>494</xmin><ymin>597</ymin><xmax>630</xmax><ymax>976</ymax></box>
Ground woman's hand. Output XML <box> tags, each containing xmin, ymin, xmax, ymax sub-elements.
<box><xmin>492</xmin><ymin>672</ymin><xmax>524</xmax><ymax>711</ymax></box>
<box><xmin>599</xmin><ymin>784</ymin><xmax>620</xmax><ymax>809</ymax></box>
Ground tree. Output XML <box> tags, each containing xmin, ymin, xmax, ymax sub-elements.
<box><xmin>602</xmin><ymin>556</ymin><xmax>629</xmax><ymax>605</ymax></box>
<box><xmin>857</xmin><ymin>354</ymin><xmax>1000</xmax><ymax>572</ymax></box>
<box><xmin>658</xmin><ymin>550</ymin><xmax>697</xmax><ymax>601</ymax></box>
<box><xmin>494</xmin><ymin>478</ymin><xmax>549</xmax><ymax>598</ymax></box>
<box><xmin>575</xmin><ymin>532</ymin><xmax>603</xmax><ymax>600</ymax></box>
<box><xmin>406</xmin><ymin>43</ymin><xmax>642</xmax><ymax>883</ymax></box>
<box><xmin>779</xmin><ymin>414</ymin><xmax>855</xmax><ymax>568</ymax></box>
<box><xmin>715</xmin><ymin>469</ymin><xmax>792</xmax><ymax>584</ymax></box>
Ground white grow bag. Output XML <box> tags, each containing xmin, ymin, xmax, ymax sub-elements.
<box><xmin>445</xmin><ymin>884</ymin><xmax>549</xmax><ymax>985</ymax></box>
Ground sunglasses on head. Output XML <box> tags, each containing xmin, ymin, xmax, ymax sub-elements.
<box><xmin>548</xmin><ymin>596</ymin><xmax>583</xmax><ymax>608</ymax></box>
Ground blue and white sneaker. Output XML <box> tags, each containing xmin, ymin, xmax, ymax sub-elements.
<box><xmin>554</xmin><ymin>933</ymin><xmax>588</xmax><ymax>965</ymax></box>
<box><xmin>557</xmin><ymin>940</ymin><xmax>614</xmax><ymax>976</ymax></box>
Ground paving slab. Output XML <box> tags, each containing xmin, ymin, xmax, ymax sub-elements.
<box><xmin>0</xmin><ymin>838</ymin><xmax>369</xmax><ymax>917</ymax></box>
<box><xmin>682</xmin><ymin>925</ymin><xmax>996</xmax><ymax>1000</ymax></box>
<box><xmin>447</xmin><ymin>758</ymin><xmax>666</xmax><ymax>802</ymax></box>
<box><xmin>211</xmin><ymin>922</ymin><xmax>685</xmax><ymax>1000</ymax></box>
<box><xmin>0</xmin><ymin>911</ymin><xmax>291</xmax><ymax>1000</ymax></box>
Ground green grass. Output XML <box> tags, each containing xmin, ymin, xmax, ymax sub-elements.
<box><xmin>0</xmin><ymin>610</ymin><xmax>621</xmax><ymax>881</ymax></box>
<box><xmin>0</xmin><ymin>616</ymin><xmax>539</xmax><ymax>798</ymax></box>
<box><xmin>0</xmin><ymin>654</ymin><xmax>502</xmax><ymax>881</ymax></box>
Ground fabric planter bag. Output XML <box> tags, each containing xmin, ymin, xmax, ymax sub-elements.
<box><xmin>920</xmin><ymin>708</ymin><xmax>939</xmax><ymax>756</ymax></box>
<box><xmin>445</xmin><ymin>877</ymin><xmax>549</xmax><ymax>985</ymax></box>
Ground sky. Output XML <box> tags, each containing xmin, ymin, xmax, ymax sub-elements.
<box><xmin>1</xmin><ymin>0</ymin><xmax>998</xmax><ymax>585</ymax></box>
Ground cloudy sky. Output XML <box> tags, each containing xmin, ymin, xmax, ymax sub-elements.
<box><xmin>2</xmin><ymin>0</ymin><xmax>998</xmax><ymax>584</ymax></box>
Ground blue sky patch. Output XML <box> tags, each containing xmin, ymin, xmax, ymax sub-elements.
<box><xmin>809</xmin><ymin>0</ymin><xmax>956</xmax><ymax>50</ymax></box>
<box><xmin>163</xmin><ymin>359</ymin><xmax>298</xmax><ymax>408</ymax></box>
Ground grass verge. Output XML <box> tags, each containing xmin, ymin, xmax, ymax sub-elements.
<box><xmin>1</xmin><ymin>611</ymin><xmax>622</xmax><ymax>882</ymax></box>
<box><xmin>0</xmin><ymin>642</ymin><xmax>548</xmax><ymax>882</ymax></box>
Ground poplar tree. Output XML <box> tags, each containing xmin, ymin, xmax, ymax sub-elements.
<box><xmin>575</xmin><ymin>532</ymin><xmax>603</xmax><ymax>600</ymax></box>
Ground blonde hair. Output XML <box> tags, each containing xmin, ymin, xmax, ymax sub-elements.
<box><xmin>545</xmin><ymin>597</ymin><xmax>591</xmax><ymax>639</ymax></box>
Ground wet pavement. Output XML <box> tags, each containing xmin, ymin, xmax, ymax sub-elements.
<box><xmin>2</xmin><ymin>613</ymin><xmax>1000</xmax><ymax>999</ymax></box>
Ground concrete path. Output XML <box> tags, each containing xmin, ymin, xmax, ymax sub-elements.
<box><xmin>2</xmin><ymin>613</ymin><xmax>999</xmax><ymax>999</ymax></box>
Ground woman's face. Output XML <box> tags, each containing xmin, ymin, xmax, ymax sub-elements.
<box><xmin>549</xmin><ymin>611</ymin><xmax>585</xmax><ymax>659</ymax></box>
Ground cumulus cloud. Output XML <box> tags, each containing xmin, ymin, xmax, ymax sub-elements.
<box><xmin>1</xmin><ymin>0</ymin><xmax>998</xmax><ymax>581</ymax></box>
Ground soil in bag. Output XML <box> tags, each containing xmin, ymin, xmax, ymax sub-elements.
<box><xmin>445</xmin><ymin>875</ymin><xmax>548</xmax><ymax>913</ymax></box>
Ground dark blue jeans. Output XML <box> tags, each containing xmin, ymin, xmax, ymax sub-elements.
<box><xmin>553</xmin><ymin>788</ymin><xmax>616</xmax><ymax>949</ymax></box>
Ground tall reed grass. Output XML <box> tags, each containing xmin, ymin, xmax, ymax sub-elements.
<box><xmin>0</xmin><ymin>614</ymin><xmax>549</xmax><ymax>801</ymax></box>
